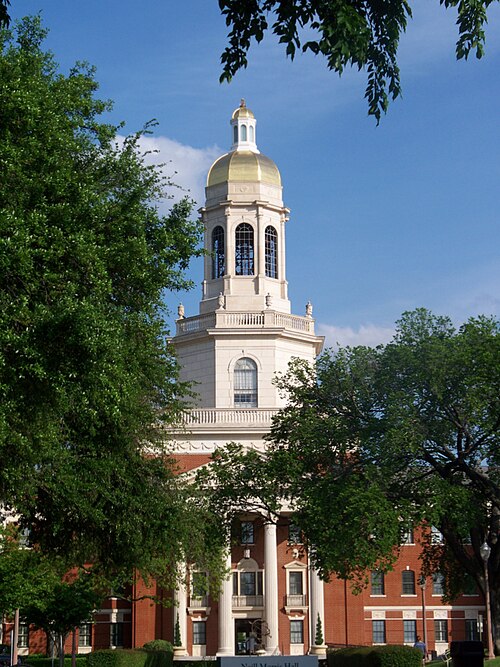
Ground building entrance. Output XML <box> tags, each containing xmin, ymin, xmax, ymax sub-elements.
<box><xmin>235</xmin><ymin>619</ymin><xmax>262</xmax><ymax>655</ymax></box>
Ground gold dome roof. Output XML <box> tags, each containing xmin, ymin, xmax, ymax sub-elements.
<box><xmin>207</xmin><ymin>150</ymin><xmax>281</xmax><ymax>188</ymax></box>
<box><xmin>232</xmin><ymin>99</ymin><xmax>255</xmax><ymax>120</ymax></box>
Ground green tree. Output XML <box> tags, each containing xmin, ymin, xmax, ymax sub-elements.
<box><xmin>218</xmin><ymin>0</ymin><xmax>496</xmax><ymax>121</ymax></box>
<box><xmin>314</xmin><ymin>613</ymin><xmax>324</xmax><ymax>646</ymax></box>
<box><xmin>0</xmin><ymin>16</ymin><xmax>225</xmax><ymax>595</ymax></box>
<box><xmin>265</xmin><ymin>309</ymin><xmax>500</xmax><ymax>648</ymax></box>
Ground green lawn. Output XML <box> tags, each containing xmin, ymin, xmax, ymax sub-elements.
<box><xmin>428</xmin><ymin>658</ymin><xmax>500</xmax><ymax>666</ymax></box>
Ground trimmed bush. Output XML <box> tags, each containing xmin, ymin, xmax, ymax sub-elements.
<box><xmin>24</xmin><ymin>658</ymin><xmax>88</xmax><ymax>667</ymax></box>
<box><xmin>142</xmin><ymin>641</ymin><xmax>173</xmax><ymax>653</ymax></box>
<box><xmin>88</xmin><ymin>649</ymin><xmax>172</xmax><ymax>667</ymax></box>
<box><xmin>328</xmin><ymin>645</ymin><xmax>423</xmax><ymax>666</ymax></box>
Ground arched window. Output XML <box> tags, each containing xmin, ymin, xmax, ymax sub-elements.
<box><xmin>265</xmin><ymin>226</ymin><xmax>278</xmax><ymax>278</ymax></box>
<box><xmin>212</xmin><ymin>226</ymin><xmax>225</xmax><ymax>279</ymax></box>
<box><xmin>235</xmin><ymin>223</ymin><xmax>254</xmax><ymax>275</ymax></box>
<box><xmin>249</xmin><ymin>125</ymin><xmax>255</xmax><ymax>142</ymax></box>
<box><xmin>402</xmin><ymin>570</ymin><xmax>416</xmax><ymax>595</ymax></box>
<box><xmin>233</xmin><ymin>125</ymin><xmax>238</xmax><ymax>144</ymax></box>
<box><xmin>234</xmin><ymin>358</ymin><xmax>257</xmax><ymax>407</ymax></box>
<box><xmin>241</xmin><ymin>125</ymin><xmax>247</xmax><ymax>141</ymax></box>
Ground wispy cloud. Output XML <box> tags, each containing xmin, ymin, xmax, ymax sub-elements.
<box><xmin>117</xmin><ymin>134</ymin><xmax>221</xmax><ymax>210</ymax></box>
<box><xmin>317</xmin><ymin>323</ymin><xmax>395</xmax><ymax>349</ymax></box>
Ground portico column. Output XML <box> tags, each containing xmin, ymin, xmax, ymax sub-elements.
<box><xmin>173</xmin><ymin>564</ymin><xmax>188</xmax><ymax>655</ymax></box>
<box><xmin>264</xmin><ymin>522</ymin><xmax>279</xmax><ymax>654</ymax></box>
<box><xmin>217</xmin><ymin>549</ymin><xmax>234</xmax><ymax>655</ymax></box>
<box><xmin>309</xmin><ymin>567</ymin><xmax>325</xmax><ymax>646</ymax></box>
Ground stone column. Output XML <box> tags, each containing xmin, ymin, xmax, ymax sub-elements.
<box><xmin>173</xmin><ymin>565</ymin><xmax>188</xmax><ymax>655</ymax></box>
<box><xmin>264</xmin><ymin>522</ymin><xmax>280</xmax><ymax>654</ymax></box>
<box><xmin>309</xmin><ymin>567</ymin><xmax>325</xmax><ymax>650</ymax></box>
<box><xmin>217</xmin><ymin>549</ymin><xmax>234</xmax><ymax>655</ymax></box>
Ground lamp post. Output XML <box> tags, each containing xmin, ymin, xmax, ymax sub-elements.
<box><xmin>419</xmin><ymin>576</ymin><xmax>428</xmax><ymax>660</ymax></box>
<box><xmin>480</xmin><ymin>541</ymin><xmax>495</xmax><ymax>660</ymax></box>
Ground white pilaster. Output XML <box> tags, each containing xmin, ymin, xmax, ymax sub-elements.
<box><xmin>173</xmin><ymin>564</ymin><xmax>188</xmax><ymax>655</ymax></box>
<box><xmin>217</xmin><ymin>549</ymin><xmax>234</xmax><ymax>655</ymax></box>
<box><xmin>264</xmin><ymin>522</ymin><xmax>280</xmax><ymax>654</ymax></box>
<box><xmin>309</xmin><ymin>567</ymin><xmax>325</xmax><ymax>645</ymax></box>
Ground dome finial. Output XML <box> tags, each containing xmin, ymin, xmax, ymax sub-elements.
<box><xmin>240</xmin><ymin>98</ymin><xmax>246</xmax><ymax>108</ymax></box>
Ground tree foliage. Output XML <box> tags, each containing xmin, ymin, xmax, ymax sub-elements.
<box><xmin>265</xmin><ymin>308</ymin><xmax>500</xmax><ymax>642</ymax></box>
<box><xmin>218</xmin><ymin>0</ymin><xmax>496</xmax><ymax>120</ymax></box>
<box><xmin>0</xmin><ymin>16</ymin><xmax>225</xmax><ymax>594</ymax></box>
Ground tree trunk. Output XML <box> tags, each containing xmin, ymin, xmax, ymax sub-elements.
<box><xmin>71</xmin><ymin>629</ymin><xmax>76</xmax><ymax>667</ymax></box>
<box><xmin>490</xmin><ymin>585</ymin><xmax>500</xmax><ymax>655</ymax></box>
<box><xmin>58</xmin><ymin>633</ymin><xmax>65</xmax><ymax>667</ymax></box>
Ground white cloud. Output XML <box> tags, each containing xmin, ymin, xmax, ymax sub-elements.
<box><xmin>117</xmin><ymin>134</ymin><xmax>221</xmax><ymax>210</ymax></box>
<box><xmin>317</xmin><ymin>323</ymin><xmax>395</xmax><ymax>349</ymax></box>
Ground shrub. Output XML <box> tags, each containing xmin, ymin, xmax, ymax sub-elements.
<box><xmin>328</xmin><ymin>645</ymin><xmax>422</xmax><ymax>666</ymax></box>
<box><xmin>142</xmin><ymin>641</ymin><xmax>173</xmax><ymax>653</ymax></box>
<box><xmin>88</xmin><ymin>649</ymin><xmax>172</xmax><ymax>667</ymax></box>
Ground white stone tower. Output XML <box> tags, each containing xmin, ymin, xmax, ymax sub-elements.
<box><xmin>173</xmin><ymin>100</ymin><xmax>323</xmax><ymax>439</ymax></box>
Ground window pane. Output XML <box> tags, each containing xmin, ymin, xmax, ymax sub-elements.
<box><xmin>240</xmin><ymin>520</ymin><xmax>254</xmax><ymax>544</ymax></box>
<box><xmin>234</xmin><ymin>359</ymin><xmax>257</xmax><ymax>408</ymax></box>
<box><xmin>78</xmin><ymin>623</ymin><xmax>92</xmax><ymax>647</ymax></box>
<box><xmin>212</xmin><ymin>226</ymin><xmax>225</xmax><ymax>279</ymax></box>
<box><xmin>465</xmin><ymin>619</ymin><xmax>479</xmax><ymax>641</ymax></box>
<box><xmin>433</xmin><ymin>573</ymin><xmax>445</xmax><ymax>595</ymax></box>
<box><xmin>235</xmin><ymin>223</ymin><xmax>254</xmax><ymax>276</ymax></box>
<box><xmin>289</xmin><ymin>572</ymin><xmax>303</xmax><ymax>595</ymax></box>
<box><xmin>401</xmin><ymin>523</ymin><xmax>414</xmax><ymax>544</ymax></box>
<box><xmin>372</xmin><ymin>620</ymin><xmax>386</xmax><ymax>644</ymax></box>
<box><xmin>240</xmin><ymin>572</ymin><xmax>256</xmax><ymax>595</ymax></box>
<box><xmin>371</xmin><ymin>571</ymin><xmax>385</xmax><ymax>595</ymax></box>
<box><xmin>193</xmin><ymin>622</ymin><xmax>206</xmax><ymax>645</ymax></box>
<box><xmin>402</xmin><ymin>570</ymin><xmax>416</xmax><ymax>595</ymax></box>
<box><xmin>18</xmin><ymin>623</ymin><xmax>29</xmax><ymax>648</ymax></box>
<box><xmin>110</xmin><ymin>623</ymin><xmax>124</xmax><ymax>647</ymax></box>
<box><xmin>290</xmin><ymin>620</ymin><xmax>303</xmax><ymax>644</ymax></box>
<box><xmin>288</xmin><ymin>523</ymin><xmax>302</xmax><ymax>544</ymax></box>
<box><xmin>403</xmin><ymin>620</ymin><xmax>417</xmax><ymax>643</ymax></box>
<box><xmin>265</xmin><ymin>226</ymin><xmax>278</xmax><ymax>279</ymax></box>
<box><xmin>434</xmin><ymin>619</ymin><xmax>448</xmax><ymax>642</ymax></box>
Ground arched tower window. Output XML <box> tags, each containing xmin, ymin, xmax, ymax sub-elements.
<box><xmin>265</xmin><ymin>226</ymin><xmax>278</xmax><ymax>278</ymax></box>
<box><xmin>249</xmin><ymin>125</ymin><xmax>255</xmax><ymax>142</ymax></box>
<box><xmin>235</xmin><ymin>223</ymin><xmax>254</xmax><ymax>276</ymax></box>
<box><xmin>234</xmin><ymin>358</ymin><xmax>257</xmax><ymax>407</ymax></box>
<box><xmin>241</xmin><ymin>125</ymin><xmax>247</xmax><ymax>141</ymax></box>
<box><xmin>212</xmin><ymin>226</ymin><xmax>225</xmax><ymax>279</ymax></box>
<box><xmin>233</xmin><ymin>125</ymin><xmax>238</xmax><ymax>144</ymax></box>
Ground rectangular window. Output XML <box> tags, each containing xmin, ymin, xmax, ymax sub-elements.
<box><xmin>290</xmin><ymin>620</ymin><xmax>303</xmax><ymax>644</ymax></box>
<box><xmin>240</xmin><ymin>571</ymin><xmax>256</xmax><ymax>596</ymax></box>
<box><xmin>465</xmin><ymin>619</ymin><xmax>479</xmax><ymax>641</ymax></box>
<box><xmin>289</xmin><ymin>572</ymin><xmax>303</xmax><ymax>595</ymax></box>
<box><xmin>431</xmin><ymin>526</ymin><xmax>443</xmax><ymax>544</ymax></box>
<box><xmin>371</xmin><ymin>571</ymin><xmax>385</xmax><ymax>595</ymax></box>
<box><xmin>372</xmin><ymin>620</ymin><xmax>386</xmax><ymax>644</ymax></box>
<box><xmin>17</xmin><ymin>623</ymin><xmax>29</xmax><ymax>648</ymax></box>
<box><xmin>403</xmin><ymin>620</ymin><xmax>417</xmax><ymax>643</ymax></box>
<box><xmin>110</xmin><ymin>622</ymin><xmax>124</xmax><ymax>648</ymax></box>
<box><xmin>192</xmin><ymin>621</ymin><xmax>206</xmax><ymax>645</ymax></box>
<box><xmin>288</xmin><ymin>523</ymin><xmax>302</xmax><ymax>544</ymax></box>
<box><xmin>241</xmin><ymin>521</ymin><xmax>254</xmax><ymax>544</ymax></box>
<box><xmin>401</xmin><ymin>523</ymin><xmax>414</xmax><ymax>545</ymax></box>
<box><xmin>78</xmin><ymin>623</ymin><xmax>92</xmax><ymax>647</ymax></box>
<box><xmin>402</xmin><ymin>570</ymin><xmax>416</xmax><ymax>595</ymax></box>
<box><xmin>432</xmin><ymin>573</ymin><xmax>445</xmax><ymax>595</ymax></box>
<box><xmin>435</xmin><ymin>619</ymin><xmax>448</xmax><ymax>643</ymax></box>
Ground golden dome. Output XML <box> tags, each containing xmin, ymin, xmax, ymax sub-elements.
<box><xmin>207</xmin><ymin>150</ymin><xmax>281</xmax><ymax>188</ymax></box>
<box><xmin>232</xmin><ymin>99</ymin><xmax>255</xmax><ymax>120</ymax></box>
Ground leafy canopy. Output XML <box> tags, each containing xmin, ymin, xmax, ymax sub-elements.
<box><xmin>266</xmin><ymin>309</ymin><xmax>500</xmax><ymax>595</ymax></box>
<box><xmin>219</xmin><ymin>0</ymin><xmax>497</xmax><ymax>121</ymax></box>
<box><xmin>0</xmin><ymin>16</ymin><xmax>225</xmax><ymax>592</ymax></box>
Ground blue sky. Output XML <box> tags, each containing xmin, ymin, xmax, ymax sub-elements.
<box><xmin>10</xmin><ymin>0</ymin><xmax>500</xmax><ymax>347</ymax></box>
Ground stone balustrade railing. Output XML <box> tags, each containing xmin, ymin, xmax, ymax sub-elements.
<box><xmin>180</xmin><ymin>408</ymin><xmax>279</xmax><ymax>427</ymax></box>
<box><xmin>176</xmin><ymin>310</ymin><xmax>314</xmax><ymax>336</ymax></box>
